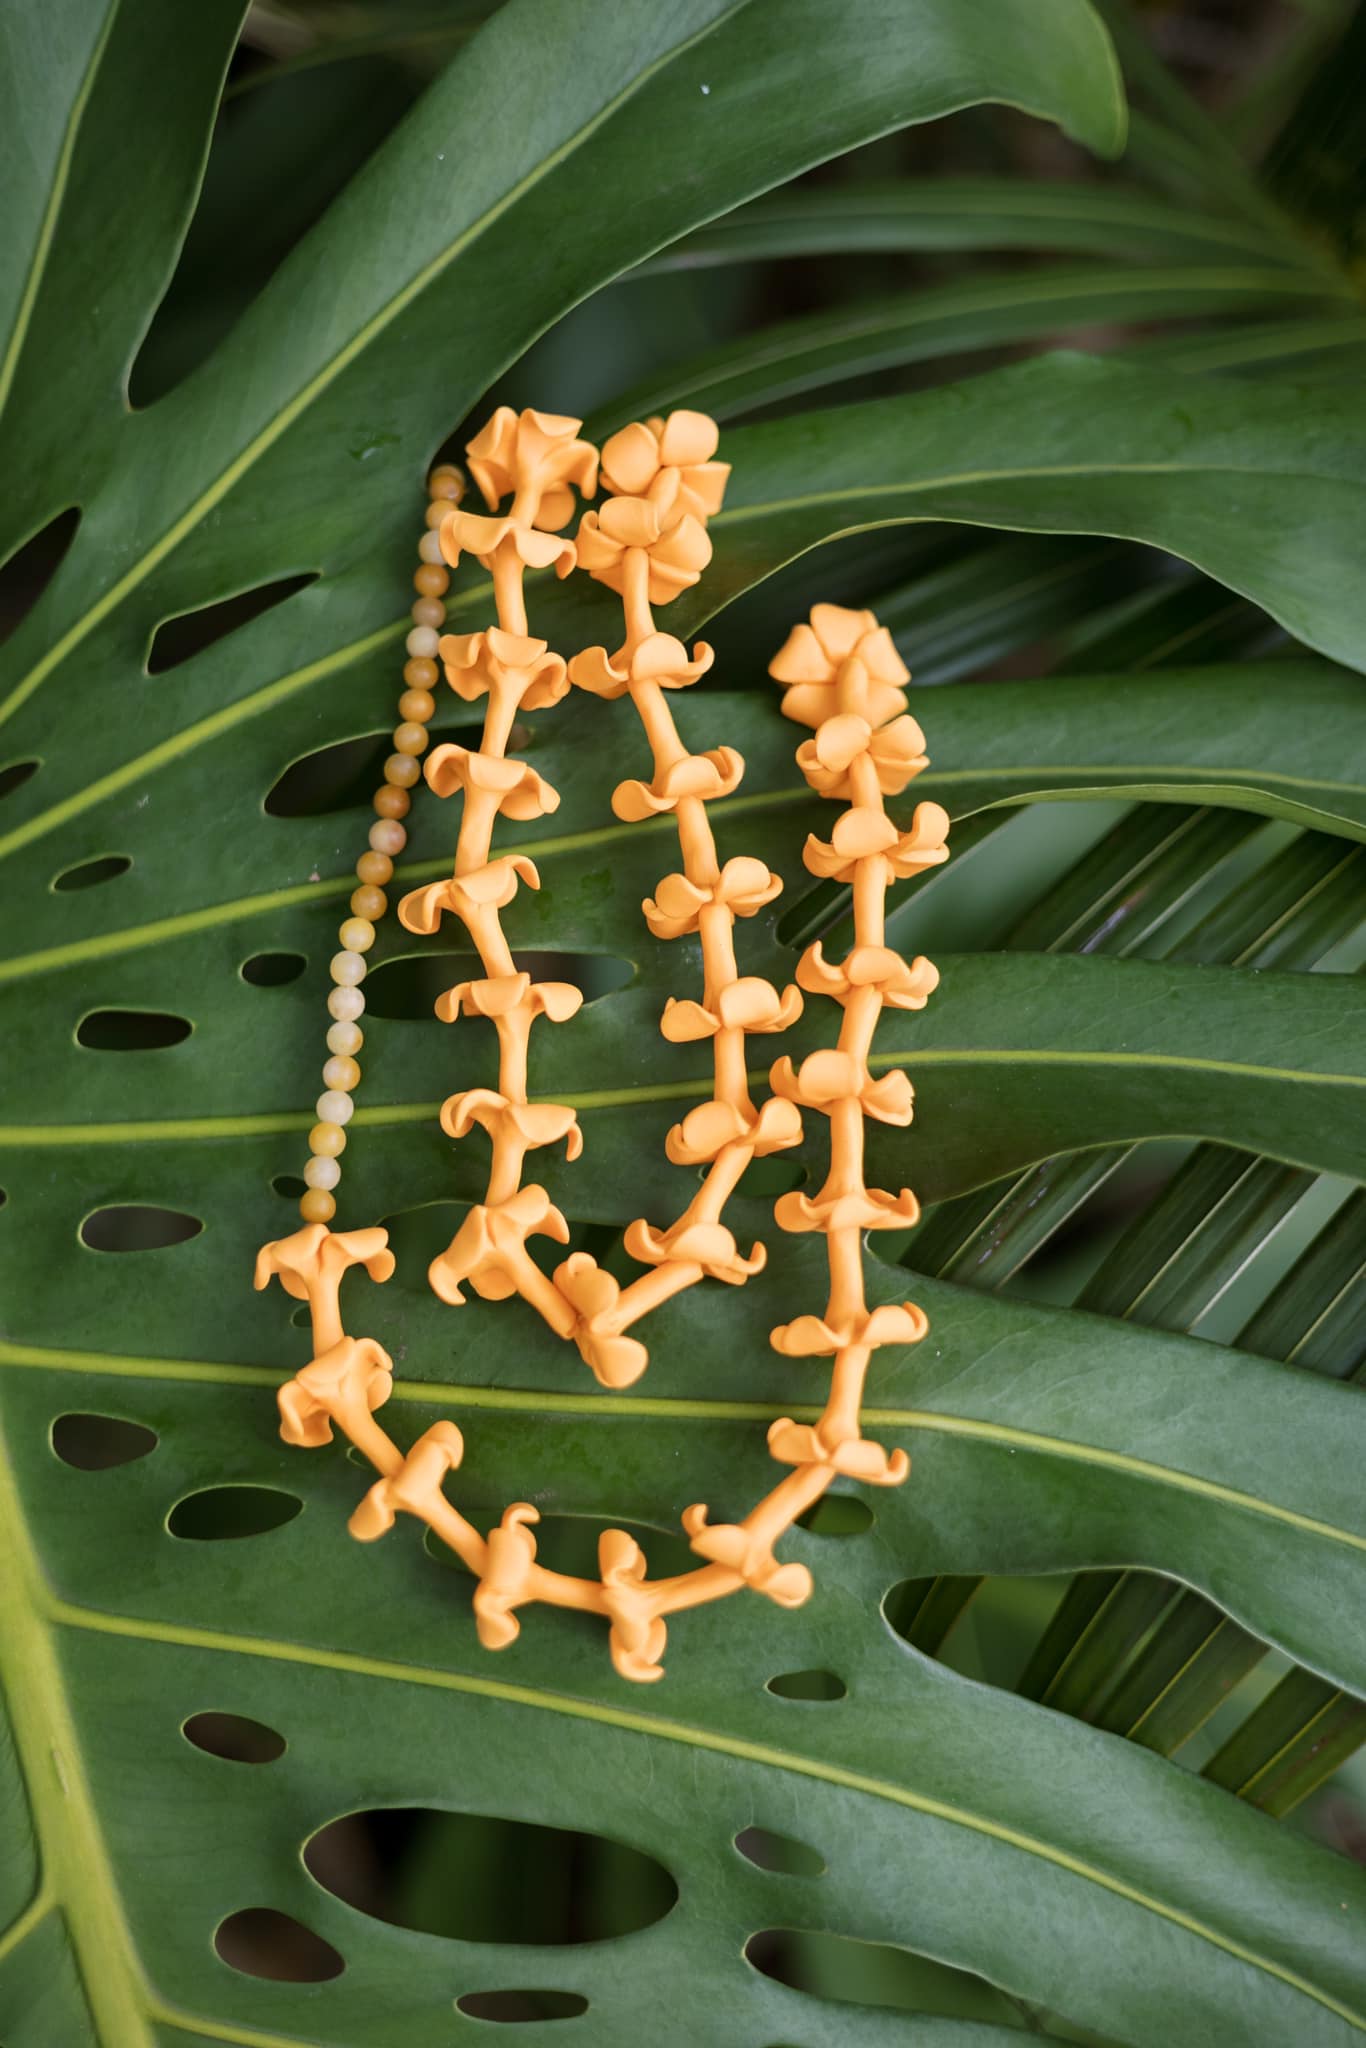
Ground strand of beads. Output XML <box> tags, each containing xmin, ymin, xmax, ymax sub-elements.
<box><xmin>295</xmin><ymin>461</ymin><xmax>465</xmax><ymax>1225</ymax></box>
<box><xmin>395</xmin><ymin>409</ymin><xmax>601</xmax><ymax>1339</ymax></box>
<box><xmin>765</xmin><ymin>602</ymin><xmax>950</xmax><ymax>1482</ymax></box>
<box><xmin>556</xmin><ymin>410</ymin><xmax>803</xmax><ymax>1390</ymax></box>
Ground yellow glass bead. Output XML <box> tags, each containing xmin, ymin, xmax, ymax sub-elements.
<box><xmin>404</xmin><ymin>656</ymin><xmax>438</xmax><ymax>689</ymax></box>
<box><xmin>393</xmin><ymin>721</ymin><xmax>429</xmax><ymax>756</ymax></box>
<box><xmin>383</xmin><ymin>752</ymin><xmax>421</xmax><ymax>788</ymax></box>
<box><xmin>398</xmin><ymin>688</ymin><xmax>436</xmax><ymax>724</ymax></box>
<box><xmin>374</xmin><ymin>782</ymin><xmax>410</xmax><ymax>818</ymax></box>
<box><xmin>338</xmin><ymin>917</ymin><xmax>375</xmax><ymax>954</ymax></box>
<box><xmin>299</xmin><ymin>1187</ymin><xmax>335</xmax><ymax>1224</ymax></box>
<box><xmin>357</xmin><ymin>850</ymin><xmax>393</xmax><ymax>886</ymax></box>
<box><xmin>369</xmin><ymin>819</ymin><xmax>406</xmax><ymax>855</ymax></box>
<box><xmin>322</xmin><ymin>1054</ymin><xmax>360</xmax><ymax>1093</ymax></box>
<box><xmin>309</xmin><ymin>1120</ymin><xmax>348</xmax><ymax>1156</ymax></box>
<box><xmin>351</xmin><ymin>884</ymin><xmax>386</xmax><ymax>920</ymax></box>
<box><xmin>411</xmin><ymin>597</ymin><xmax>445</xmax><ymax>629</ymax></box>
<box><xmin>428</xmin><ymin>464</ymin><xmax>463</xmax><ymax>499</ymax></box>
<box><xmin>414</xmin><ymin>564</ymin><xmax>449</xmax><ymax>597</ymax></box>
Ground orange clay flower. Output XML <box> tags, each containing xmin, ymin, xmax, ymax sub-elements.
<box><xmin>598</xmin><ymin>409</ymin><xmax>730</xmax><ymax>520</ymax></box>
<box><xmin>575</xmin><ymin>494</ymin><xmax>713</xmax><ymax>605</ymax></box>
<box><xmin>804</xmin><ymin>798</ymin><xmax>951</xmax><ymax>885</ymax></box>
<box><xmin>437</xmin><ymin>627</ymin><xmax>568</xmax><ymax>711</ymax></box>
<box><xmin>642</xmin><ymin>855</ymin><xmax>782</xmax><ymax>941</ymax></box>
<box><xmin>466</xmin><ymin>407</ymin><xmax>599</xmax><ymax>527</ymax></box>
<box><xmin>768</xmin><ymin>601</ymin><xmax>910</xmax><ymax>730</ymax></box>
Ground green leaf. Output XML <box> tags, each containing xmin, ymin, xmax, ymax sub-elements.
<box><xmin>915</xmin><ymin>659</ymin><xmax>1366</xmax><ymax>840</ymax></box>
<box><xmin>6</xmin><ymin>4</ymin><xmax>1366</xmax><ymax>2043</ymax></box>
<box><xmin>644</xmin><ymin>177</ymin><xmax>1301</xmax><ymax>272</ymax></box>
<box><xmin>597</xmin><ymin>264</ymin><xmax>1350</xmax><ymax>427</ymax></box>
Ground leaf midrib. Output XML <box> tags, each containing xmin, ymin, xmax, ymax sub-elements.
<box><xmin>0</xmin><ymin>2</ymin><xmax>116</xmax><ymax>421</ymax></box>
<box><xmin>1</xmin><ymin>1045</ymin><xmax>1360</xmax><ymax>1146</ymax></box>
<box><xmin>40</xmin><ymin>1592</ymin><xmax>1366</xmax><ymax>2034</ymax></box>
<box><xmin>0</xmin><ymin>1</ymin><xmax>756</xmax><ymax>733</ymax></box>
<box><xmin>0</xmin><ymin>1425</ymin><xmax>154</xmax><ymax>2046</ymax></box>
<box><xmin>2</xmin><ymin>1339</ymin><xmax>1361</xmax><ymax>1558</ymax></box>
<box><xmin>2</xmin><ymin>752</ymin><xmax>1362</xmax><ymax>978</ymax></box>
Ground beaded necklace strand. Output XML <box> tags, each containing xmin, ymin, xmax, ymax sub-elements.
<box><xmin>255</xmin><ymin>407</ymin><xmax>950</xmax><ymax>1682</ymax></box>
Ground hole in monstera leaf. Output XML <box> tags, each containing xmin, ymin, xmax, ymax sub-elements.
<box><xmin>421</xmin><ymin>1513</ymin><xmax>696</xmax><ymax>1581</ymax></box>
<box><xmin>168</xmin><ymin>1486</ymin><xmax>302</xmax><ymax>1540</ymax></box>
<box><xmin>214</xmin><ymin>1907</ymin><xmax>344</xmax><ymax>1982</ymax></box>
<box><xmin>76</xmin><ymin>1009</ymin><xmax>193</xmax><ymax>1051</ymax></box>
<box><xmin>0</xmin><ymin>506</ymin><xmax>80</xmax><ymax>646</ymax></box>
<box><xmin>734</xmin><ymin>1828</ymin><xmax>826</xmax><ymax>1878</ymax></box>
<box><xmin>52</xmin><ymin>1412</ymin><xmax>158</xmax><ymax>1470</ymax></box>
<box><xmin>766</xmin><ymin>1669</ymin><xmax>847</xmax><ymax>1702</ymax></box>
<box><xmin>0</xmin><ymin>759</ymin><xmax>39</xmax><ymax>802</ymax></box>
<box><xmin>272</xmin><ymin>1174</ymin><xmax>308</xmax><ymax>1199</ymax></box>
<box><xmin>795</xmin><ymin>1494</ymin><xmax>874</xmax><ymax>1538</ymax></box>
<box><xmin>304</xmin><ymin>1809</ymin><xmax>676</xmax><ymax>1943</ymax></box>
<box><xmin>365</xmin><ymin>950</ymin><xmax>633</xmax><ymax>1021</ymax></box>
<box><xmin>52</xmin><ymin>853</ymin><xmax>132</xmax><ymax>892</ymax></box>
<box><xmin>146</xmin><ymin>572</ymin><xmax>317</xmax><ymax>674</ymax></box>
<box><xmin>265</xmin><ymin>717</ymin><xmax>479</xmax><ymax>817</ymax></box>
<box><xmin>242</xmin><ymin>950</ymin><xmax>307</xmax><ymax>986</ymax></box>
<box><xmin>733</xmin><ymin>1155</ymin><xmax>806</xmax><ymax>1197</ymax></box>
<box><xmin>456</xmin><ymin>1989</ymin><xmax>589</xmax><ymax>2023</ymax></box>
<box><xmin>80</xmin><ymin>1206</ymin><xmax>202</xmax><ymax>1251</ymax></box>
<box><xmin>744</xmin><ymin>1927</ymin><xmax>1027</xmax><ymax>2025</ymax></box>
<box><xmin>183</xmin><ymin>1711</ymin><xmax>286</xmax><ymax>1764</ymax></box>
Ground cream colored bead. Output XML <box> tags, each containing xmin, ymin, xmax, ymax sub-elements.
<box><xmin>406</xmin><ymin>625</ymin><xmax>439</xmax><ymax>659</ymax></box>
<box><xmin>411</xmin><ymin>597</ymin><xmax>445</xmax><ymax>629</ymax></box>
<box><xmin>322</xmin><ymin>1054</ymin><xmax>360</xmax><ymax>1092</ymax></box>
<box><xmin>418</xmin><ymin>529</ymin><xmax>445</xmax><ymax>564</ymax></box>
<box><xmin>369</xmin><ymin>818</ymin><xmax>406</xmax><ymax>855</ymax></box>
<box><xmin>393</xmin><ymin>721</ymin><xmax>428</xmax><ymax>756</ymax></box>
<box><xmin>326</xmin><ymin>1020</ymin><xmax>363</xmax><ymax>1058</ymax></box>
<box><xmin>330</xmin><ymin>949</ymin><xmax>367</xmax><ymax>987</ymax></box>
<box><xmin>327</xmin><ymin>984</ymin><xmax>364</xmax><ymax>1023</ymax></box>
<box><xmin>338</xmin><ymin>916</ymin><xmax>375</xmax><ymax>953</ymax></box>
<box><xmin>317</xmin><ymin>1089</ymin><xmax>354</xmax><ymax>1126</ymax></box>
<box><xmin>309</xmin><ymin>1120</ymin><xmax>347</xmax><ymax>1157</ymax></box>
<box><xmin>304</xmin><ymin>1155</ymin><xmax>342</xmax><ymax>1192</ymax></box>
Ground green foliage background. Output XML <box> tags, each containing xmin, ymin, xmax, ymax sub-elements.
<box><xmin>1</xmin><ymin>1</ymin><xmax>1364</xmax><ymax>2043</ymax></box>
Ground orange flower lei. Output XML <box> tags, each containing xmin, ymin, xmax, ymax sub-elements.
<box><xmin>255</xmin><ymin>405</ymin><xmax>950</xmax><ymax>1682</ymax></box>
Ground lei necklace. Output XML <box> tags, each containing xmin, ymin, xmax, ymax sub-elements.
<box><xmin>254</xmin><ymin>406</ymin><xmax>951</xmax><ymax>1682</ymax></box>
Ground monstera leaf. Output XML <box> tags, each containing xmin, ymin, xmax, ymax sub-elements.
<box><xmin>2</xmin><ymin>3</ymin><xmax>1365</xmax><ymax>2045</ymax></box>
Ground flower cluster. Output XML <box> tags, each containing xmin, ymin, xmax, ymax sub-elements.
<box><xmin>397</xmin><ymin>409</ymin><xmax>598</xmax><ymax>1343</ymax></box>
<box><xmin>557</xmin><ymin>408</ymin><xmax>806</xmax><ymax>1388</ymax></box>
<box><xmin>765</xmin><ymin>602</ymin><xmax>947</xmax><ymax>1481</ymax></box>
